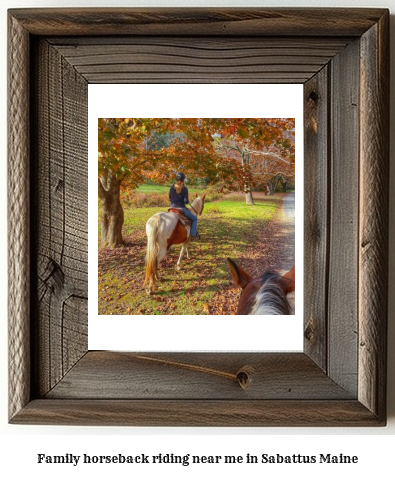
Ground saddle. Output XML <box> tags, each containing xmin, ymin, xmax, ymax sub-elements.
<box><xmin>168</xmin><ymin>208</ymin><xmax>192</xmax><ymax>227</ymax></box>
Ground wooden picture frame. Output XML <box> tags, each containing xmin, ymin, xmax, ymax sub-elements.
<box><xmin>8</xmin><ymin>8</ymin><xmax>389</xmax><ymax>426</ymax></box>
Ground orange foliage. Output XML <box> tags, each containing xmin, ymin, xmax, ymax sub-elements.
<box><xmin>98</xmin><ymin>118</ymin><xmax>295</xmax><ymax>192</ymax></box>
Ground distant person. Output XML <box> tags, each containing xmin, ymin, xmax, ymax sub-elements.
<box><xmin>169</xmin><ymin>172</ymin><xmax>199</xmax><ymax>241</ymax></box>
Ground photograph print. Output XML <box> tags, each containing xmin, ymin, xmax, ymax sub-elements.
<box><xmin>97</xmin><ymin>117</ymin><xmax>296</xmax><ymax>316</ymax></box>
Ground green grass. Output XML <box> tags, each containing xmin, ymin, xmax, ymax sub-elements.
<box><xmin>136</xmin><ymin>183</ymin><xmax>205</xmax><ymax>195</ymax></box>
<box><xmin>98</xmin><ymin>192</ymin><xmax>282</xmax><ymax>315</ymax></box>
<box><xmin>136</xmin><ymin>183</ymin><xmax>170</xmax><ymax>194</ymax></box>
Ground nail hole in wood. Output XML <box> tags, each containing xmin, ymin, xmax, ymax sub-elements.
<box><xmin>309</xmin><ymin>91</ymin><xmax>319</xmax><ymax>103</ymax></box>
<box><xmin>236</xmin><ymin>365</ymin><xmax>254</xmax><ymax>390</ymax></box>
<box><xmin>304</xmin><ymin>322</ymin><xmax>314</xmax><ymax>341</ymax></box>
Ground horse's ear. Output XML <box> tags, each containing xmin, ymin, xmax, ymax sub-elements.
<box><xmin>196</xmin><ymin>193</ymin><xmax>198</xmax><ymax>198</ymax></box>
<box><xmin>227</xmin><ymin>258</ymin><xmax>251</xmax><ymax>289</ymax></box>
<box><xmin>202</xmin><ymin>194</ymin><xmax>206</xmax><ymax>201</ymax></box>
<box><xmin>281</xmin><ymin>266</ymin><xmax>295</xmax><ymax>294</ymax></box>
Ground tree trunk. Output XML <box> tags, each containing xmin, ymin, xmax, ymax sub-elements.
<box><xmin>98</xmin><ymin>170</ymin><xmax>124</xmax><ymax>248</ymax></box>
<box><xmin>242</xmin><ymin>152</ymin><xmax>254</xmax><ymax>204</ymax></box>
<box><xmin>267</xmin><ymin>180</ymin><xmax>276</xmax><ymax>195</ymax></box>
<box><xmin>244</xmin><ymin>184</ymin><xmax>254</xmax><ymax>205</ymax></box>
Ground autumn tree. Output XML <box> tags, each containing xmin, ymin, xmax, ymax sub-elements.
<box><xmin>214</xmin><ymin>118</ymin><xmax>295</xmax><ymax>204</ymax></box>
<box><xmin>249</xmin><ymin>132</ymin><xmax>295</xmax><ymax>196</ymax></box>
<box><xmin>98</xmin><ymin>118</ymin><xmax>224</xmax><ymax>247</ymax></box>
<box><xmin>98</xmin><ymin>118</ymin><xmax>295</xmax><ymax>247</ymax></box>
<box><xmin>98</xmin><ymin>118</ymin><xmax>156</xmax><ymax>247</ymax></box>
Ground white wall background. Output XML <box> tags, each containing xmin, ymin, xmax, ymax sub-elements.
<box><xmin>1</xmin><ymin>0</ymin><xmax>394</xmax><ymax>476</ymax></box>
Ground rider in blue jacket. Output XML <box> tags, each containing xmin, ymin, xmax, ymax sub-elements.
<box><xmin>169</xmin><ymin>172</ymin><xmax>199</xmax><ymax>240</ymax></box>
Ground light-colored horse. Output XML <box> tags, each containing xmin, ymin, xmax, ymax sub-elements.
<box><xmin>144</xmin><ymin>195</ymin><xmax>205</xmax><ymax>293</ymax></box>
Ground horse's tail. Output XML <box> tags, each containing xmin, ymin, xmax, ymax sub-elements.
<box><xmin>144</xmin><ymin>214</ymin><xmax>160</xmax><ymax>289</ymax></box>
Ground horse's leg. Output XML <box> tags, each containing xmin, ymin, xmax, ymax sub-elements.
<box><xmin>155</xmin><ymin>244</ymin><xmax>168</xmax><ymax>280</ymax></box>
<box><xmin>185</xmin><ymin>227</ymin><xmax>191</xmax><ymax>259</ymax></box>
<box><xmin>177</xmin><ymin>243</ymin><xmax>188</xmax><ymax>270</ymax></box>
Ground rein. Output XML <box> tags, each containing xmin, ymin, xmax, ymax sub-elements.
<box><xmin>190</xmin><ymin>204</ymin><xmax>199</xmax><ymax>215</ymax></box>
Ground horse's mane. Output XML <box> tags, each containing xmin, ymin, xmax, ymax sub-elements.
<box><xmin>250</xmin><ymin>271</ymin><xmax>292</xmax><ymax>315</ymax></box>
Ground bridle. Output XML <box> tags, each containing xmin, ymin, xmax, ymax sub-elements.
<box><xmin>190</xmin><ymin>198</ymin><xmax>204</xmax><ymax>216</ymax></box>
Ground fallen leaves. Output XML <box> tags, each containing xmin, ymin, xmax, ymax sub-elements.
<box><xmin>98</xmin><ymin>193</ymin><xmax>293</xmax><ymax>316</ymax></box>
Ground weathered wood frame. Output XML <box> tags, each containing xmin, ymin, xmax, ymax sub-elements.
<box><xmin>8</xmin><ymin>8</ymin><xmax>389</xmax><ymax>426</ymax></box>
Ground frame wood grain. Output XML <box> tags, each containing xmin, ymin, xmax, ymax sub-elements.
<box><xmin>8</xmin><ymin>8</ymin><xmax>389</xmax><ymax>426</ymax></box>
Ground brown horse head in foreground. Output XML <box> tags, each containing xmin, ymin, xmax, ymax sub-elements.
<box><xmin>227</xmin><ymin>258</ymin><xmax>295</xmax><ymax>315</ymax></box>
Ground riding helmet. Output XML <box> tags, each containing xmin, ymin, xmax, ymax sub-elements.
<box><xmin>176</xmin><ymin>172</ymin><xmax>186</xmax><ymax>182</ymax></box>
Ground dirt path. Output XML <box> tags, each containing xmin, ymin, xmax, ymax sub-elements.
<box><xmin>210</xmin><ymin>192</ymin><xmax>295</xmax><ymax>314</ymax></box>
<box><xmin>273</xmin><ymin>192</ymin><xmax>295</xmax><ymax>312</ymax></box>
